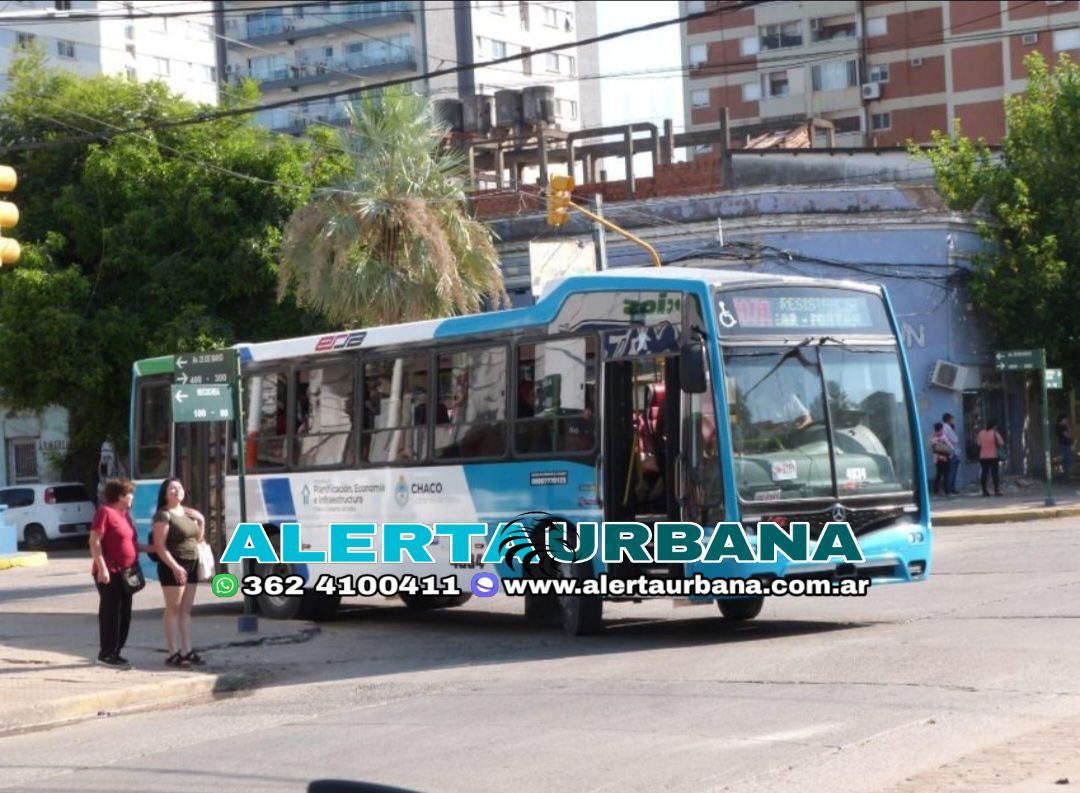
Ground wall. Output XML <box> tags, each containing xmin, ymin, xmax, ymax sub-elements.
<box><xmin>0</xmin><ymin>406</ymin><xmax>71</xmax><ymax>487</ymax></box>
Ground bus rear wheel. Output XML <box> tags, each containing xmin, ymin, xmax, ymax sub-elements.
<box><xmin>717</xmin><ymin>597</ymin><xmax>764</xmax><ymax>622</ymax></box>
<box><xmin>400</xmin><ymin>593</ymin><xmax>473</xmax><ymax>610</ymax></box>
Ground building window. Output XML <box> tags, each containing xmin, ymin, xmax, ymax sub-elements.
<box><xmin>690</xmin><ymin>89</ymin><xmax>710</xmax><ymax>108</ymax></box>
<box><xmin>810</xmin><ymin>14</ymin><xmax>857</xmax><ymax>42</ymax></box>
<box><xmin>543</xmin><ymin>6</ymin><xmax>558</xmax><ymax>26</ymax></box>
<box><xmin>54</xmin><ymin>0</ymin><xmax>71</xmax><ymax>9</ymax></box>
<box><xmin>16</xmin><ymin>32</ymin><xmax>36</xmax><ymax>48</ymax></box>
<box><xmin>866</xmin><ymin>17</ymin><xmax>887</xmax><ymax>37</ymax></box>
<box><xmin>687</xmin><ymin>0</ymin><xmax>706</xmax><ymax>12</ymax></box>
<box><xmin>125</xmin><ymin>24</ymin><xmax>134</xmax><ymax>39</ymax></box>
<box><xmin>556</xmin><ymin>97</ymin><xmax>578</xmax><ymax>119</ymax></box>
<box><xmin>871</xmin><ymin>112</ymin><xmax>891</xmax><ymax>131</ymax></box>
<box><xmin>764</xmin><ymin>70</ymin><xmax>790</xmax><ymax>97</ymax></box>
<box><xmin>739</xmin><ymin>35</ymin><xmax>759</xmax><ymax>56</ymax></box>
<box><xmin>689</xmin><ymin>43</ymin><xmax>707</xmax><ymax>68</ymax></box>
<box><xmin>759</xmin><ymin>21</ymin><xmax>802</xmax><ymax>51</ymax></box>
<box><xmin>8</xmin><ymin>439</ymin><xmax>39</xmax><ymax>484</ymax></box>
<box><xmin>126</xmin><ymin>42</ymin><xmax>136</xmax><ymax>57</ymax></box>
<box><xmin>741</xmin><ymin>81</ymin><xmax>762</xmax><ymax>101</ymax></box>
<box><xmin>811</xmin><ymin>59</ymin><xmax>858</xmax><ymax>91</ymax></box>
<box><xmin>832</xmin><ymin>116</ymin><xmax>861</xmax><ymax>134</ymax></box>
<box><xmin>188</xmin><ymin>21</ymin><xmax>213</xmax><ymax>42</ymax></box>
<box><xmin>477</xmin><ymin>36</ymin><xmax>507</xmax><ymax>59</ymax></box>
<box><xmin>1053</xmin><ymin>28</ymin><xmax>1080</xmax><ymax>51</ymax></box>
<box><xmin>125</xmin><ymin>66</ymin><xmax>137</xmax><ymax>81</ymax></box>
<box><xmin>868</xmin><ymin>64</ymin><xmax>890</xmax><ymax>83</ymax></box>
<box><xmin>154</xmin><ymin>56</ymin><xmax>170</xmax><ymax>76</ymax></box>
<box><xmin>56</xmin><ymin>40</ymin><xmax>75</xmax><ymax>59</ymax></box>
<box><xmin>545</xmin><ymin>52</ymin><xmax>575</xmax><ymax>74</ymax></box>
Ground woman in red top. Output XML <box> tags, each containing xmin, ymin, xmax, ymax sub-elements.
<box><xmin>89</xmin><ymin>478</ymin><xmax>150</xmax><ymax>668</ymax></box>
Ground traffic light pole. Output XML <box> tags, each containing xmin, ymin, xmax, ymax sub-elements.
<box><xmin>568</xmin><ymin>201</ymin><xmax>662</xmax><ymax>268</ymax></box>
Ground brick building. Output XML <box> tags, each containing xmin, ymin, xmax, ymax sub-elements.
<box><xmin>681</xmin><ymin>0</ymin><xmax>1080</xmax><ymax>148</ymax></box>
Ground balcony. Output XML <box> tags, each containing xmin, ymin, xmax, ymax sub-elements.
<box><xmin>232</xmin><ymin>48</ymin><xmax>418</xmax><ymax>91</ymax></box>
<box><xmin>225</xmin><ymin>2</ymin><xmax>414</xmax><ymax>48</ymax></box>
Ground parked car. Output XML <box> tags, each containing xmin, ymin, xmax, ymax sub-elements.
<box><xmin>0</xmin><ymin>483</ymin><xmax>96</xmax><ymax>550</ymax></box>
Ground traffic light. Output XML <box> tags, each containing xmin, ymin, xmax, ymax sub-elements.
<box><xmin>546</xmin><ymin>173</ymin><xmax>575</xmax><ymax>226</ymax></box>
<box><xmin>0</xmin><ymin>165</ymin><xmax>20</xmax><ymax>266</ymax></box>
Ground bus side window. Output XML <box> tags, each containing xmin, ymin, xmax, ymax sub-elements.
<box><xmin>515</xmin><ymin>337</ymin><xmax>596</xmax><ymax>456</ymax></box>
<box><xmin>362</xmin><ymin>355</ymin><xmax>429</xmax><ymax>464</ymax></box>
<box><xmin>244</xmin><ymin>370</ymin><xmax>288</xmax><ymax>470</ymax></box>
<box><xmin>434</xmin><ymin>345</ymin><xmax>507</xmax><ymax>460</ymax></box>
<box><xmin>293</xmin><ymin>363</ymin><xmax>355</xmax><ymax>469</ymax></box>
<box><xmin>136</xmin><ymin>380</ymin><xmax>171</xmax><ymax>477</ymax></box>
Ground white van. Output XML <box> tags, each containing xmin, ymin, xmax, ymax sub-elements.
<box><xmin>0</xmin><ymin>483</ymin><xmax>96</xmax><ymax>550</ymax></box>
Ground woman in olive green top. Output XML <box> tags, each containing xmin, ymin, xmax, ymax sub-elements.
<box><xmin>151</xmin><ymin>478</ymin><xmax>206</xmax><ymax>668</ymax></box>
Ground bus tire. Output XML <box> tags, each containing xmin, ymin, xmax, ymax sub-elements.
<box><xmin>524</xmin><ymin>592</ymin><xmax>559</xmax><ymax>623</ymax></box>
<box><xmin>400</xmin><ymin>593</ymin><xmax>472</xmax><ymax>610</ymax></box>
<box><xmin>556</xmin><ymin>562</ymin><xmax>603</xmax><ymax>636</ymax></box>
<box><xmin>296</xmin><ymin>593</ymin><xmax>342</xmax><ymax>622</ymax></box>
<box><xmin>717</xmin><ymin>597</ymin><xmax>764</xmax><ymax>622</ymax></box>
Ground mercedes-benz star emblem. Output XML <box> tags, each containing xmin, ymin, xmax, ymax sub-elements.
<box><xmin>830</xmin><ymin>504</ymin><xmax>847</xmax><ymax>522</ymax></box>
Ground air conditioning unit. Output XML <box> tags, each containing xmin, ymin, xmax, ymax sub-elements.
<box><xmin>1022</xmin><ymin>32</ymin><xmax>1039</xmax><ymax>45</ymax></box>
<box><xmin>929</xmin><ymin>360</ymin><xmax>980</xmax><ymax>391</ymax></box>
<box><xmin>861</xmin><ymin>82</ymin><xmax>881</xmax><ymax>100</ymax></box>
<box><xmin>910</xmin><ymin>56</ymin><xmax>924</xmax><ymax>67</ymax></box>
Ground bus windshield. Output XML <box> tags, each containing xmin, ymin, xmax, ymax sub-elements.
<box><xmin>724</xmin><ymin>344</ymin><xmax>916</xmax><ymax>503</ymax></box>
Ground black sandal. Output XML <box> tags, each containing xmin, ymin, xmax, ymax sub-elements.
<box><xmin>165</xmin><ymin>652</ymin><xmax>189</xmax><ymax>668</ymax></box>
<box><xmin>183</xmin><ymin>651</ymin><xmax>206</xmax><ymax>667</ymax></box>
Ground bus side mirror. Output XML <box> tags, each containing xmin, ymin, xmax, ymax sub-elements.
<box><xmin>680</xmin><ymin>342</ymin><xmax>707</xmax><ymax>394</ymax></box>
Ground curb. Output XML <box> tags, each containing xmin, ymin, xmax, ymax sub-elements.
<box><xmin>0</xmin><ymin>552</ymin><xmax>47</xmax><ymax>571</ymax></box>
<box><xmin>0</xmin><ymin>670</ymin><xmax>262</xmax><ymax>737</ymax></box>
<box><xmin>933</xmin><ymin>503</ymin><xmax>1080</xmax><ymax>526</ymax></box>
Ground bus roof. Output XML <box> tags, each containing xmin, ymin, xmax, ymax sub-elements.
<box><xmin>132</xmin><ymin>266</ymin><xmax>881</xmax><ymax>373</ymax></box>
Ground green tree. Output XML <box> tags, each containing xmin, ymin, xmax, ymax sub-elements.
<box><xmin>278</xmin><ymin>88</ymin><xmax>507</xmax><ymax>327</ymax></box>
<box><xmin>917</xmin><ymin>52</ymin><xmax>1080</xmax><ymax>376</ymax></box>
<box><xmin>0</xmin><ymin>52</ymin><xmax>346</xmax><ymax>478</ymax></box>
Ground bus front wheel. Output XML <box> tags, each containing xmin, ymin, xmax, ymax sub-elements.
<box><xmin>556</xmin><ymin>562</ymin><xmax>603</xmax><ymax>636</ymax></box>
<box><xmin>717</xmin><ymin>597</ymin><xmax>764</xmax><ymax>622</ymax></box>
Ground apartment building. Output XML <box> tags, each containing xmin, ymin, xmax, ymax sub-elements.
<box><xmin>219</xmin><ymin>0</ymin><xmax>599</xmax><ymax>135</ymax></box>
<box><xmin>681</xmin><ymin>0</ymin><xmax>1080</xmax><ymax>148</ymax></box>
<box><xmin>0</xmin><ymin>1</ymin><xmax>219</xmax><ymax>104</ymax></box>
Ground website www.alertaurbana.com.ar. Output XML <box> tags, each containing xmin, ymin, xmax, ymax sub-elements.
<box><xmin>500</xmin><ymin>574</ymin><xmax>870</xmax><ymax>598</ymax></box>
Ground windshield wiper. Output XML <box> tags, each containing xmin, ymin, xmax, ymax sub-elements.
<box><xmin>743</xmin><ymin>337</ymin><xmax>815</xmax><ymax>398</ymax></box>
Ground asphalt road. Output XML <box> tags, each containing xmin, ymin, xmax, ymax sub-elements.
<box><xmin>2</xmin><ymin>517</ymin><xmax>1079</xmax><ymax>793</ymax></box>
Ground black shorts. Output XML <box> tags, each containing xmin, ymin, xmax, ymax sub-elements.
<box><xmin>157</xmin><ymin>558</ymin><xmax>199</xmax><ymax>587</ymax></box>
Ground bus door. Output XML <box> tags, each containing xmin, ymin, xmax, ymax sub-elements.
<box><xmin>602</xmin><ymin>352</ymin><xmax>681</xmax><ymax>576</ymax></box>
<box><xmin>173</xmin><ymin>420</ymin><xmax>229</xmax><ymax>557</ymax></box>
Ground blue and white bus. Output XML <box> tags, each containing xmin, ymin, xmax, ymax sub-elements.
<box><xmin>129</xmin><ymin>267</ymin><xmax>931</xmax><ymax>634</ymax></box>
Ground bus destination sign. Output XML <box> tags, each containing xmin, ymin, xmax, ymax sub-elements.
<box><xmin>718</xmin><ymin>288</ymin><xmax>888</xmax><ymax>335</ymax></box>
<box><xmin>173</xmin><ymin>349</ymin><xmax>237</xmax><ymax>386</ymax></box>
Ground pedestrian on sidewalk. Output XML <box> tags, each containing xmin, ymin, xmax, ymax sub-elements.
<box><xmin>929</xmin><ymin>422</ymin><xmax>951</xmax><ymax>495</ymax></box>
<box><xmin>942</xmin><ymin>412</ymin><xmax>962</xmax><ymax>495</ymax></box>
<box><xmin>1057</xmin><ymin>414</ymin><xmax>1073</xmax><ymax>481</ymax></box>
<box><xmin>151</xmin><ymin>478</ymin><xmax>207</xmax><ymax>668</ymax></box>
<box><xmin>89</xmin><ymin>478</ymin><xmax>152</xmax><ymax>669</ymax></box>
<box><xmin>977</xmin><ymin>420</ymin><xmax>1005</xmax><ymax>497</ymax></box>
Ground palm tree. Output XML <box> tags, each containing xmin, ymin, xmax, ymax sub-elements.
<box><xmin>278</xmin><ymin>88</ymin><xmax>507</xmax><ymax>327</ymax></box>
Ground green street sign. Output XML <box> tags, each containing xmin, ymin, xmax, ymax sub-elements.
<box><xmin>995</xmin><ymin>349</ymin><xmax>1045</xmax><ymax>371</ymax></box>
<box><xmin>171</xmin><ymin>384</ymin><xmax>234</xmax><ymax>423</ymax></box>
<box><xmin>1046</xmin><ymin>368</ymin><xmax>1063</xmax><ymax>389</ymax></box>
<box><xmin>174</xmin><ymin>349</ymin><xmax>237</xmax><ymax>386</ymax></box>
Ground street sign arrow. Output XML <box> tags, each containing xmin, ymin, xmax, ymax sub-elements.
<box><xmin>175</xmin><ymin>371</ymin><xmax>188</xmax><ymax>385</ymax></box>
<box><xmin>174</xmin><ymin>390</ymin><xmax>188</xmax><ymax>404</ymax></box>
<box><xmin>176</xmin><ymin>356</ymin><xmax>188</xmax><ymax>369</ymax></box>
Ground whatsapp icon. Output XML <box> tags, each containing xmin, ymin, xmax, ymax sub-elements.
<box><xmin>211</xmin><ymin>573</ymin><xmax>239</xmax><ymax>598</ymax></box>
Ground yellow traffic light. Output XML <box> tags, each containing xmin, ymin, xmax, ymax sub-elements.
<box><xmin>0</xmin><ymin>165</ymin><xmax>20</xmax><ymax>266</ymax></box>
<box><xmin>546</xmin><ymin>173</ymin><xmax>575</xmax><ymax>226</ymax></box>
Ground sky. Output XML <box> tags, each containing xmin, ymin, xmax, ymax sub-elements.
<box><xmin>597</xmin><ymin>0</ymin><xmax>685</xmax><ymax>176</ymax></box>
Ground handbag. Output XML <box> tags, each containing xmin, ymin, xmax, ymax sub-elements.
<box><xmin>931</xmin><ymin>439</ymin><xmax>951</xmax><ymax>456</ymax></box>
<box><xmin>196</xmin><ymin>541</ymin><xmax>216</xmax><ymax>582</ymax></box>
<box><xmin>119</xmin><ymin>564</ymin><xmax>145</xmax><ymax>594</ymax></box>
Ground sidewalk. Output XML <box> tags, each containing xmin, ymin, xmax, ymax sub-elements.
<box><xmin>0</xmin><ymin>552</ymin><xmax>322</xmax><ymax>736</ymax></box>
<box><xmin>931</xmin><ymin>477</ymin><xmax>1080</xmax><ymax>526</ymax></box>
